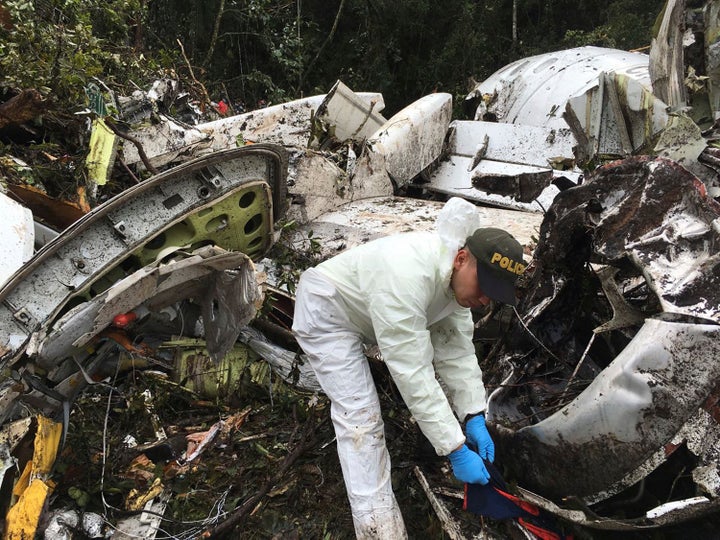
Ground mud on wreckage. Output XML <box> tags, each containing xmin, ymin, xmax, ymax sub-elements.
<box><xmin>484</xmin><ymin>154</ymin><xmax>720</xmax><ymax>534</ymax></box>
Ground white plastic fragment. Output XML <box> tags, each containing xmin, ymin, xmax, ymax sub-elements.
<box><xmin>0</xmin><ymin>192</ymin><xmax>34</xmax><ymax>287</ymax></box>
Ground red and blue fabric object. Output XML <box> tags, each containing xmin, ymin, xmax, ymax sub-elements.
<box><xmin>463</xmin><ymin>459</ymin><xmax>573</xmax><ymax>540</ymax></box>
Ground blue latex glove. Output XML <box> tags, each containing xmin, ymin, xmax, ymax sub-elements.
<box><xmin>466</xmin><ymin>414</ymin><xmax>495</xmax><ymax>463</ymax></box>
<box><xmin>448</xmin><ymin>444</ymin><xmax>490</xmax><ymax>485</ymax></box>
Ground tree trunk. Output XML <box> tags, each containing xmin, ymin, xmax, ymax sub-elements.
<box><xmin>0</xmin><ymin>89</ymin><xmax>44</xmax><ymax>129</ymax></box>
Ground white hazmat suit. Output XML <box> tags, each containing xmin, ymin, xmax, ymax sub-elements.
<box><xmin>292</xmin><ymin>198</ymin><xmax>488</xmax><ymax>539</ymax></box>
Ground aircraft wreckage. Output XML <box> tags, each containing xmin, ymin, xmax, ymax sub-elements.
<box><xmin>1</xmin><ymin>1</ymin><xmax>720</xmax><ymax>536</ymax></box>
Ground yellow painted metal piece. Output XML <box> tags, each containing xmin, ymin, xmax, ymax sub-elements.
<box><xmin>32</xmin><ymin>416</ymin><xmax>62</xmax><ymax>476</ymax></box>
<box><xmin>4</xmin><ymin>480</ymin><xmax>54</xmax><ymax>540</ymax></box>
<box><xmin>165</xmin><ymin>338</ymin><xmax>253</xmax><ymax>399</ymax></box>
<box><xmin>125</xmin><ymin>477</ymin><xmax>165</xmax><ymax>511</ymax></box>
<box><xmin>86</xmin><ymin>117</ymin><xmax>119</xmax><ymax>186</ymax></box>
<box><xmin>133</xmin><ymin>181</ymin><xmax>273</xmax><ymax>266</ymax></box>
<box><xmin>3</xmin><ymin>416</ymin><xmax>62</xmax><ymax>540</ymax></box>
<box><xmin>11</xmin><ymin>461</ymin><xmax>32</xmax><ymax>498</ymax></box>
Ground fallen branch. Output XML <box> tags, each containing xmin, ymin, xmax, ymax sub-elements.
<box><xmin>203</xmin><ymin>416</ymin><xmax>318</xmax><ymax>539</ymax></box>
<box><xmin>104</xmin><ymin>118</ymin><xmax>159</xmax><ymax>175</ymax></box>
<box><xmin>177</xmin><ymin>38</ymin><xmax>213</xmax><ymax>112</ymax></box>
<box><xmin>413</xmin><ymin>465</ymin><xmax>466</xmax><ymax>540</ymax></box>
<box><xmin>0</xmin><ymin>89</ymin><xmax>44</xmax><ymax>129</ymax></box>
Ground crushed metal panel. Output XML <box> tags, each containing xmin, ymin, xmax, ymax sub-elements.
<box><xmin>286</xmin><ymin>151</ymin><xmax>393</xmax><ymax>225</ymax></box>
<box><xmin>30</xmin><ymin>247</ymin><xmax>258</xmax><ymax>368</ymax></box>
<box><xmin>590</xmin><ymin>158</ymin><xmax>720</xmax><ymax>321</ymax></box>
<box><xmin>121</xmin><ymin>90</ymin><xmax>385</xmax><ymax>170</ymax></box>
<box><xmin>354</xmin><ymin>93</ymin><xmax>452</xmax><ymax>188</ymax></box>
<box><xmin>649</xmin><ymin>0</ymin><xmax>688</xmax><ymax>109</ymax></box>
<box><xmin>424</xmin><ymin>154</ymin><xmax>562</xmax><ymax>212</ymax></box>
<box><xmin>203</xmin><ymin>91</ymin><xmax>384</xmax><ymax>151</ymax></box>
<box><xmin>447</xmin><ymin>120</ymin><xmax>576</xmax><ymax>168</ymax></box>
<box><xmin>520</xmin><ymin>156</ymin><xmax>720</xmax><ymax>323</ymax></box>
<box><xmin>289</xmin><ymin>196</ymin><xmax>542</xmax><ymax>260</ymax></box>
<box><xmin>486</xmin><ymin>156</ymin><xmax>720</xmax><ymax>527</ymax></box>
<box><xmin>466</xmin><ymin>46</ymin><xmax>653</xmax><ymax>130</ymax></box>
<box><xmin>654</xmin><ymin>112</ymin><xmax>708</xmax><ymax>164</ymax></box>
<box><xmin>238</xmin><ymin>326</ymin><xmax>321</xmax><ymax>392</ymax></box>
<box><xmin>120</xmin><ymin>114</ymin><xmax>211</xmax><ymax>170</ymax></box>
<box><xmin>653</xmin><ymin>112</ymin><xmax>717</xmax><ymax>186</ymax></box>
<box><xmin>0</xmin><ymin>144</ymin><xmax>286</xmax><ymax>365</ymax></box>
<box><xmin>492</xmin><ymin>319</ymin><xmax>720</xmax><ymax>501</ymax></box>
<box><xmin>563</xmin><ymin>71</ymin><xmax>669</xmax><ymax>163</ymax></box>
<box><xmin>203</xmin><ymin>95</ymin><xmax>328</xmax><ymax>151</ymax></box>
<box><xmin>650</xmin><ymin>0</ymin><xmax>720</xmax><ymax>126</ymax></box>
<box><xmin>0</xmin><ymin>417</ymin><xmax>32</xmax><ymax>486</ymax></box>
<box><xmin>516</xmin><ymin>484</ymin><xmax>720</xmax><ymax>530</ymax></box>
<box><xmin>424</xmin><ymin>120</ymin><xmax>580</xmax><ymax>211</ymax></box>
<box><xmin>470</xmin><ymin>163</ymin><xmax>554</xmax><ymax>203</ymax></box>
<box><xmin>0</xmin><ymin>192</ymin><xmax>34</xmax><ymax>288</ymax></box>
<box><xmin>310</xmin><ymin>80</ymin><xmax>387</xmax><ymax>146</ymax></box>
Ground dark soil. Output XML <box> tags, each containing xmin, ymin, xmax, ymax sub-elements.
<box><xmin>50</xmin><ymin>357</ymin><xmax>503</xmax><ymax>539</ymax></box>
<box><xmin>47</xmin><ymin>347</ymin><xmax>720</xmax><ymax>540</ymax></box>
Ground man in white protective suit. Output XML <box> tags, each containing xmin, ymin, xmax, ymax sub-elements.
<box><xmin>292</xmin><ymin>198</ymin><xmax>527</xmax><ymax>539</ymax></box>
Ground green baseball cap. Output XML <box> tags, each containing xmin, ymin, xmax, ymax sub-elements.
<box><xmin>466</xmin><ymin>228</ymin><xmax>526</xmax><ymax>305</ymax></box>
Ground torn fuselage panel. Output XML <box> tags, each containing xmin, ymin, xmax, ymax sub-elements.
<box><xmin>0</xmin><ymin>144</ymin><xmax>286</xmax><ymax>367</ymax></box>
<box><xmin>465</xmin><ymin>46</ymin><xmax>653</xmax><ymax>131</ymax></box>
<box><xmin>423</xmin><ymin>120</ymin><xmax>580</xmax><ymax>212</ymax></box>
<box><xmin>488</xmin><ymin>156</ymin><xmax>720</xmax><ymax>522</ymax></box>
<box><xmin>494</xmin><ymin>318</ymin><xmax>720</xmax><ymax>500</ymax></box>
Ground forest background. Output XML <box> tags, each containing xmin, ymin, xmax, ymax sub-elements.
<box><xmin>2</xmin><ymin>0</ymin><xmax>666</xmax><ymax>131</ymax></box>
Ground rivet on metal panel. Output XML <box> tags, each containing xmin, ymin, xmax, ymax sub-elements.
<box><xmin>13</xmin><ymin>308</ymin><xmax>38</xmax><ymax>330</ymax></box>
<box><xmin>72</xmin><ymin>258</ymin><xmax>86</xmax><ymax>271</ymax></box>
<box><xmin>113</xmin><ymin>220</ymin><xmax>128</xmax><ymax>240</ymax></box>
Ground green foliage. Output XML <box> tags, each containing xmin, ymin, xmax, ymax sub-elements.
<box><xmin>267</xmin><ymin>220</ymin><xmax>323</xmax><ymax>295</ymax></box>
<box><xmin>144</xmin><ymin>0</ymin><xmax>311</xmax><ymax>107</ymax></box>
<box><xmin>0</xmin><ymin>0</ymin><xmax>159</xmax><ymax>107</ymax></box>
<box><xmin>1</xmin><ymin>0</ymin><xmax>670</xmax><ymax>135</ymax></box>
<box><xmin>562</xmin><ymin>0</ymin><xmax>665</xmax><ymax>50</ymax></box>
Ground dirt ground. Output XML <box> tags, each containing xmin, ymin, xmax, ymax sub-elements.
<box><xmin>46</xmin><ymin>352</ymin><xmax>521</xmax><ymax>539</ymax></box>
<box><xmin>45</xmin><ymin>347</ymin><xmax>720</xmax><ymax>540</ymax></box>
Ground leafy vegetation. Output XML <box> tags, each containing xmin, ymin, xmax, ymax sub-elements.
<box><xmin>1</xmin><ymin>0</ymin><xmax>159</xmax><ymax>109</ymax></box>
<box><xmin>1</xmin><ymin>0</ymin><xmax>666</xmax><ymax>117</ymax></box>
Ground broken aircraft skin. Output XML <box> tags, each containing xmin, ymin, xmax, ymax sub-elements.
<box><xmin>488</xmin><ymin>155</ymin><xmax>720</xmax><ymax>528</ymax></box>
<box><xmin>0</xmin><ymin>144</ymin><xmax>287</xmax><ymax>424</ymax></box>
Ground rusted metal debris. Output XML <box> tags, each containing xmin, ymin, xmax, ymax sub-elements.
<box><xmin>0</xmin><ymin>89</ymin><xmax>44</xmax><ymax>130</ymax></box>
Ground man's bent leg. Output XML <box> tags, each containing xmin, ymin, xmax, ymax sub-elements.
<box><xmin>293</xmin><ymin>271</ymin><xmax>406</xmax><ymax>539</ymax></box>
<box><xmin>329</xmin><ymin>366</ymin><xmax>405</xmax><ymax>539</ymax></box>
